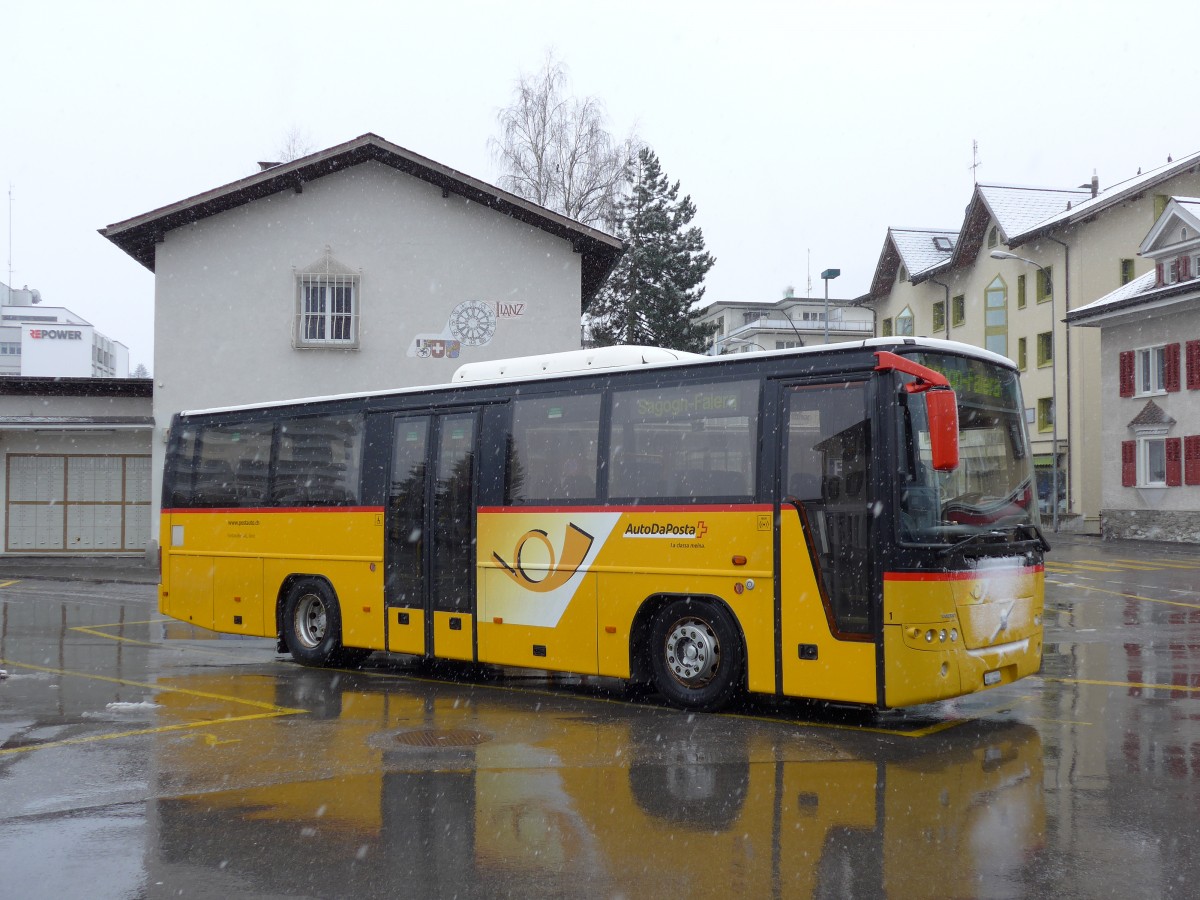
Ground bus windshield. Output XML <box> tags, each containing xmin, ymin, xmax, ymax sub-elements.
<box><xmin>897</xmin><ymin>353</ymin><xmax>1038</xmax><ymax>544</ymax></box>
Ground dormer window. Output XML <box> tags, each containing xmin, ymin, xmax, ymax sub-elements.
<box><xmin>987</xmin><ymin>227</ymin><xmax>998</xmax><ymax>249</ymax></box>
<box><xmin>898</xmin><ymin>265</ymin><xmax>908</xmax><ymax>282</ymax></box>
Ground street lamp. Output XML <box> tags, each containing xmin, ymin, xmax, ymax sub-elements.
<box><xmin>821</xmin><ymin>268</ymin><xmax>841</xmax><ymax>343</ymax></box>
<box><xmin>991</xmin><ymin>249</ymin><xmax>1059</xmax><ymax>532</ymax></box>
<box><xmin>712</xmin><ymin>336</ymin><xmax>768</xmax><ymax>355</ymax></box>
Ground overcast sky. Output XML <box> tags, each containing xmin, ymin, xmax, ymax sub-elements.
<box><xmin>4</xmin><ymin>0</ymin><xmax>1197</xmax><ymax>373</ymax></box>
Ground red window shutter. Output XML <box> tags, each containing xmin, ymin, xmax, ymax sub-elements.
<box><xmin>1122</xmin><ymin>440</ymin><xmax>1137</xmax><ymax>486</ymax></box>
<box><xmin>1166</xmin><ymin>438</ymin><xmax>1183</xmax><ymax>486</ymax></box>
<box><xmin>1156</xmin><ymin>262</ymin><xmax>1164</xmax><ymax>285</ymax></box>
<box><xmin>1183</xmin><ymin>256</ymin><xmax>1193</xmax><ymax>280</ymax></box>
<box><xmin>1119</xmin><ymin>350</ymin><xmax>1135</xmax><ymax>397</ymax></box>
<box><xmin>1165</xmin><ymin>343</ymin><xmax>1182</xmax><ymax>392</ymax></box>
<box><xmin>1188</xmin><ymin>340</ymin><xmax>1200</xmax><ymax>390</ymax></box>
<box><xmin>1185</xmin><ymin>435</ymin><xmax>1200</xmax><ymax>486</ymax></box>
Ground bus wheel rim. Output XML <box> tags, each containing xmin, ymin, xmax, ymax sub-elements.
<box><xmin>664</xmin><ymin>617</ymin><xmax>719</xmax><ymax>687</ymax></box>
<box><xmin>294</xmin><ymin>593</ymin><xmax>327</xmax><ymax>649</ymax></box>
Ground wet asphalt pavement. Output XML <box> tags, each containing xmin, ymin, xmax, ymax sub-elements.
<box><xmin>2</xmin><ymin>534</ymin><xmax>1200</xmax><ymax>898</ymax></box>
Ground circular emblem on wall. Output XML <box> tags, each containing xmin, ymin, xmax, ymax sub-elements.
<box><xmin>448</xmin><ymin>300</ymin><xmax>497</xmax><ymax>346</ymax></box>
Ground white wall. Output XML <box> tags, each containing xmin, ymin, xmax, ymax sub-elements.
<box><xmin>21</xmin><ymin>323</ymin><xmax>95</xmax><ymax>377</ymax></box>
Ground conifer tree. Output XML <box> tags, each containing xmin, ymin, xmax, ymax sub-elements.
<box><xmin>588</xmin><ymin>148</ymin><xmax>715</xmax><ymax>352</ymax></box>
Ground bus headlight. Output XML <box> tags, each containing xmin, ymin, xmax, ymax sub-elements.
<box><xmin>950</xmin><ymin>629</ymin><xmax>958</xmax><ymax>642</ymax></box>
<box><xmin>939</xmin><ymin>629</ymin><xmax>947</xmax><ymax>643</ymax></box>
<box><xmin>925</xmin><ymin>629</ymin><xmax>935</xmax><ymax>643</ymax></box>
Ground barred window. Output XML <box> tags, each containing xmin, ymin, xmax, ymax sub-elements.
<box><xmin>297</xmin><ymin>274</ymin><xmax>358</xmax><ymax>347</ymax></box>
<box><xmin>294</xmin><ymin>248</ymin><xmax>360</xmax><ymax>349</ymax></box>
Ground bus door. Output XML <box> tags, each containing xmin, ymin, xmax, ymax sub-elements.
<box><xmin>776</xmin><ymin>380</ymin><xmax>878</xmax><ymax>705</ymax></box>
<box><xmin>385</xmin><ymin>410</ymin><xmax>479</xmax><ymax>661</ymax></box>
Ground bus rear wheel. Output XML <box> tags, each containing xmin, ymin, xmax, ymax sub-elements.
<box><xmin>649</xmin><ymin>599</ymin><xmax>743</xmax><ymax>712</ymax></box>
<box><xmin>283</xmin><ymin>578</ymin><xmax>367</xmax><ymax>667</ymax></box>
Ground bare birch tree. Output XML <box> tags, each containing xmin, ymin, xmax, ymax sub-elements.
<box><xmin>491</xmin><ymin>53</ymin><xmax>636</xmax><ymax>230</ymax></box>
<box><xmin>276</xmin><ymin>126</ymin><xmax>316</xmax><ymax>163</ymax></box>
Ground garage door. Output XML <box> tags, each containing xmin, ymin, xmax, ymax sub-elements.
<box><xmin>6</xmin><ymin>455</ymin><xmax>152</xmax><ymax>552</ymax></box>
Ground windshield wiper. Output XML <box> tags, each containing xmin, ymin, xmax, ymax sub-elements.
<box><xmin>937</xmin><ymin>523</ymin><xmax>1050</xmax><ymax>557</ymax></box>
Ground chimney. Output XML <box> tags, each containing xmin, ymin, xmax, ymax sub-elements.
<box><xmin>1091</xmin><ymin>169</ymin><xmax>1099</xmax><ymax>198</ymax></box>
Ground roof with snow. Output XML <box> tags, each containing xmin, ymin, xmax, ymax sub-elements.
<box><xmin>892</xmin><ymin>228</ymin><xmax>958</xmax><ymax>276</ymax></box>
<box><xmin>864</xmin><ymin>150</ymin><xmax>1200</xmax><ymax>302</ymax></box>
<box><xmin>975</xmin><ymin>184</ymin><xmax>1092</xmax><ymax>242</ymax></box>
<box><xmin>865</xmin><ymin>227</ymin><xmax>958</xmax><ymax>299</ymax></box>
<box><xmin>101</xmin><ymin>132</ymin><xmax>625</xmax><ymax>303</ymax></box>
<box><xmin>1066</xmin><ymin>270</ymin><xmax>1200</xmax><ymax>326</ymax></box>
<box><xmin>1017</xmin><ymin>150</ymin><xmax>1200</xmax><ymax>242</ymax></box>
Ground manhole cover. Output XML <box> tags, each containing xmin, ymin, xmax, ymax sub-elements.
<box><xmin>394</xmin><ymin>728</ymin><xmax>490</xmax><ymax>748</ymax></box>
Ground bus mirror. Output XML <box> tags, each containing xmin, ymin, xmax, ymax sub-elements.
<box><xmin>926</xmin><ymin>389</ymin><xmax>959</xmax><ymax>471</ymax></box>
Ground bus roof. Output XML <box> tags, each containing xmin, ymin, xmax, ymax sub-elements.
<box><xmin>179</xmin><ymin>337</ymin><xmax>1016</xmax><ymax>418</ymax></box>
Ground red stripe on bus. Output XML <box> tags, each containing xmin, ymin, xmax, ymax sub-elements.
<box><xmin>162</xmin><ymin>507</ymin><xmax>385</xmax><ymax>515</ymax></box>
<box><xmin>884</xmin><ymin>566</ymin><xmax>1044</xmax><ymax>582</ymax></box>
<box><xmin>477</xmin><ymin>504</ymin><xmax>774</xmax><ymax>514</ymax></box>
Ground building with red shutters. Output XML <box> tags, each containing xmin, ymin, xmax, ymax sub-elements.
<box><xmin>1068</xmin><ymin>197</ymin><xmax>1200</xmax><ymax>542</ymax></box>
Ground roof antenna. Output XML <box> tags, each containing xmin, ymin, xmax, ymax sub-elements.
<box><xmin>969</xmin><ymin>139</ymin><xmax>983</xmax><ymax>184</ymax></box>
<box><xmin>6</xmin><ymin>183</ymin><xmax>12</xmax><ymax>304</ymax></box>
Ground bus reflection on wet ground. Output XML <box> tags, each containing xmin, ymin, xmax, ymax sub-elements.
<box><xmin>149</xmin><ymin>662</ymin><xmax>1044</xmax><ymax>899</ymax></box>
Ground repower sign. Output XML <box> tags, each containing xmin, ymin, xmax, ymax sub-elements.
<box><xmin>29</xmin><ymin>328</ymin><xmax>84</xmax><ymax>341</ymax></box>
<box><xmin>21</xmin><ymin>323</ymin><xmax>95</xmax><ymax>377</ymax></box>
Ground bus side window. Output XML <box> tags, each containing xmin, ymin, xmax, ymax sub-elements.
<box><xmin>508</xmin><ymin>394</ymin><xmax>601</xmax><ymax>504</ymax></box>
<box><xmin>609</xmin><ymin>380</ymin><xmax>759</xmax><ymax>501</ymax></box>
<box><xmin>192</xmin><ymin>422</ymin><xmax>273</xmax><ymax>507</ymax></box>
<box><xmin>275</xmin><ymin>414</ymin><xmax>364</xmax><ymax>506</ymax></box>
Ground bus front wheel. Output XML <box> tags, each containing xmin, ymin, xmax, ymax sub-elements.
<box><xmin>649</xmin><ymin>599</ymin><xmax>743</xmax><ymax>712</ymax></box>
<box><xmin>283</xmin><ymin>578</ymin><xmax>364</xmax><ymax>667</ymax></box>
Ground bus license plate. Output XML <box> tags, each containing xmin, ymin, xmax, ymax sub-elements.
<box><xmin>983</xmin><ymin>670</ymin><xmax>1002</xmax><ymax>686</ymax></box>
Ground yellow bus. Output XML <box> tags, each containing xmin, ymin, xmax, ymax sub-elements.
<box><xmin>159</xmin><ymin>338</ymin><xmax>1046</xmax><ymax>711</ymax></box>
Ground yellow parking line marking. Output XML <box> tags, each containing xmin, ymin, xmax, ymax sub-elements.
<box><xmin>1058</xmin><ymin>582</ymin><xmax>1200</xmax><ymax>610</ymax></box>
<box><xmin>0</xmin><ymin>712</ymin><xmax>293</xmax><ymax>756</ymax></box>
<box><xmin>1046</xmin><ymin>676</ymin><xmax>1200</xmax><ymax>695</ymax></box>
<box><xmin>1111</xmin><ymin>558</ymin><xmax>1200</xmax><ymax>570</ymax></box>
<box><xmin>71</xmin><ymin>625</ymin><xmax>160</xmax><ymax>647</ymax></box>
<box><xmin>88</xmin><ymin>619</ymin><xmax>167</xmax><ymax>629</ymax></box>
<box><xmin>1075</xmin><ymin>559</ymin><xmax>1161</xmax><ymax>571</ymax></box>
<box><xmin>0</xmin><ymin>658</ymin><xmax>306</xmax><ymax>756</ymax></box>
<box><xmin>0</xmin><ymin>580</ymin><xmax>18</xmax><ymax>588</ymax></box>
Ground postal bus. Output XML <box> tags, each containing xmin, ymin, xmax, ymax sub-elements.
<box><xmin>158</xmin><ymin>337</ymin><xmax>1047</xmax><ymax>711</ymax></box>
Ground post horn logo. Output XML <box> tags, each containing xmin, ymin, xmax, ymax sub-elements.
<box><xmin>492</xmin><ymin>522</ymin><xmax>595</xmax><ymax>593</ymax></box>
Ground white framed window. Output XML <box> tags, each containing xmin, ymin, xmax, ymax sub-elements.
<box><xmin>896</xmin><ymin>305</ymin><xmax>915</xmax><ymax>336</ymax></box>
<box><xmin>1136</xmin><ymin>346</ymin><xmax>1167</xmax><ymax>395</ymax></box>
<box><xmin>1139</xmin><ymin>434</ymin><xmax>1167</xmax><ymax>486</ymax></box>
<box><xmin>294</xmin><ymin>249</ymin><xmax>360</xmax><ymax>349</ymax></box>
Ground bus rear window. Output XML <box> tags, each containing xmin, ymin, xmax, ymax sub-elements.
<box><xmin>609</xmin><ymin>380</ymin><xmax>759</xmax><ymax>500</ymax></box>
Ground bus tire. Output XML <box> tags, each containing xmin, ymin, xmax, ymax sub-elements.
<box><xmin>283</xmin><ymin>578</ymin><xmax>355</xmax><ymax>667</ymax></box>
<box><xmin>649</xmin><ymin>598</ymin><xmax>743</xmax><ymax>712</ymax></box>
